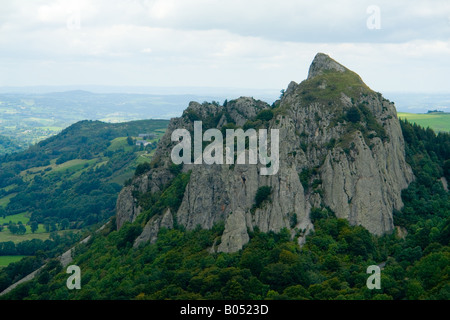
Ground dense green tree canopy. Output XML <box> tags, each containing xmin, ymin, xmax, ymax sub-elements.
<box><xmin>1</xmin><ymin>118</ymin><xmax>448</xmax><ymax>300</ymax></box>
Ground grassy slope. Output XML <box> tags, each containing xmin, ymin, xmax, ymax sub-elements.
<box><xmin>0</xmin><ymin>119</ymin><xmax>168</xmax><ymax>269</ymax></box>
<box><xmin>397</xmin><ymin>112</ymin><xmax>450</xmax><ymax>132</ymax></box>
<box><xmin>0</xmin><ymin>256</ymin><xmax>27</xmax><ymax>268</ymax></box>
<box><xmin>0</xmin><ymin>212</ymin><xmax>63</xmax><ymax>243</ymax></box>
<box><xmin>0</xmin><ymin>212</ymin><xmax>30</xmax><ymax>225</ymax></box>
<box><xmin>0</xmin><ymin>194</ymin><xmax>17</xmax><ymax>208</ymax></box>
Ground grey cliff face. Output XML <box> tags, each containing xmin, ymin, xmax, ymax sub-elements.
<box><xmin>307</xmin><ymin>53</ymin><xmax>346</xmax><ymax>79</ymax></box>
<box><xmin>115</xmin><ymin>53</ymin><xmax>414</xmax><ymax>252</ymax></box>
<box><xmin>133</xmin><ymin>208</ymin><xmax>173</xmax><ymax>247</ymax></box>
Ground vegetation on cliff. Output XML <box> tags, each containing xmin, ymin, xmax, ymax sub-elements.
<box><xmin>2</xmin><ymin>118</ymin><xmax>448</xmax><ymax>300</ymax></box>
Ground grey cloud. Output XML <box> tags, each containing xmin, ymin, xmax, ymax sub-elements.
<box><xmin>2</xmin><ymin>0</ymin><xmax>450</xmax><ymax>43</ymax></box>
<box><xmin>126</xmin><ymin>0</ymin><xmax>450</xmax><ymax>43</ymax></box>
<box><xmin>0</xmin><ymin>0</ymin><xmax>449</xmax><ymax>92</ymax></box>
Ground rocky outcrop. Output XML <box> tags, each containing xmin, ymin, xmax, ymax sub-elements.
<box><xmin>307</xmin><ymin>52</ymin><xmax>346</xmax><ymax>79</ymax></box>
<box><xmin>115</xmin><ymin>186</ymin><xmax>140</xmax><ymax>230</ymax></box>
<box><xmin>218</xmin><ymin>209</ymin><xmax>249</xmax><ymax>253</ymax></box>
<box><xmin>116</xmin><ymin>53</ymin><xmax>414</xmax><ymax>252</ymax></box>
<box><xmin>441</xmin><ymin>177</ymin><xmax>448</xmax><ymax>191</ymax></box>
<box><xmin>133</xmin><ymin>208</ymin><xmax>173</xmax><ymax>247</ymax></box>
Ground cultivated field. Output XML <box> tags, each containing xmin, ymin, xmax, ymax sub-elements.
<box><xmin>397</xmin><ymin>112</ymin><xmax>450</xmax><ymax>132</ymax></box>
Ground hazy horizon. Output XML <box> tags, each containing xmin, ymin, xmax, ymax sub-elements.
<box><xmin>1</xmin><ymin>85</ymin><xmax>450</xmax><ymax>114</ymax></box>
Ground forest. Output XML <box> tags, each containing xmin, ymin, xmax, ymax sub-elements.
<box><xmin>0</xmin><ymin>119</ymin><xmax>168</xmax><ymax>293</ymax></box>
<box><xmin>1</xmin><ymin>118</ymin><xmax>448</xmax><ymax>300</ymax></box>
<box><xmin>0</xmin><ymin>135</ymin><xmax>22</xmax><ymax>156</ymax></box>
<box><xmin>0</xmin><ymin>119</ymin><xmax>169</xmax><ymax>227</ymax></box>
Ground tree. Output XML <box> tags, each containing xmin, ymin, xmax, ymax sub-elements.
<box><xmin>256</xmin><ymin>109</ymin><xmax>274</xmax><ymax>122</ymax></box>
<box><xmin>30</xmin><ymin>221</ymin><xmax>39</xmax><ymax>233</ymax></box>
<box><xmin>223</xmin><ymin>278</ymin><xmax>245</xmax><ymax>299</ymax></box>
<box><xmin>50</xmin><ymin>222</ymin><xmax>57</xmax><ymax>232</ymax></box>
<box><xmin>406</xmin><ymin>279</ymin><xmax>425</xmax><ymax>300</ymax></box>
<box><xmin>60</xmin><ymin>219</ymin><xmax>70</xmax><ymax>230</ymax></box>
<box><xmin>43</xmin><ymin>220</ymin><xmax>50</xmax><ymax>232</ymax></box>
<box><xmin>17</xmin><ymin>224</ymin><xmax>26</xmax><ymax>235</ymax></box>
<box><xmin>310</xmin><ymin>207</ymin><xmax>328</xmax><ymax>223</ymax></box>
<box><xmin>346</xmin><ymin>106</ymin><xmax>361</xmax><ymax>123</ymax></box>
<box><xmin>444</xmin><ymin>159</ymin><xmax>450</xmax><ymax>181</ymax></box>
<box><xmin>8</xmin><ymin>223</ymin><xmax>19</xmax><ymax>234</ymax></box>
<box><xmin>135</xmin><ymin>162</ymin><xmax>151</xmax><ymax>176</ymax></box>
<box><xmin>260</xmin><ymin>263</ymin><xmax>292</xmax><ymax>293</ymax></box>
<box><xmin>283</xmin><ymin>285</ymin><xmax>311</xmax><ymax>300</ymax></box>
<box><xmin>126</xmin><ymin>136</ymin><xmax>134</xmax><ymax>146</ymax></box>
<box><xmin>254</xmin><ymin>186</ymin><xmax>272</xmax><ymax>209</ymax></box>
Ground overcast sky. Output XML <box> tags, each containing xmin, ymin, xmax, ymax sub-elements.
<box><xmin>1</xmin><ymin>0</ymin><xmax>450</xmax><ymax>93</ymax></box>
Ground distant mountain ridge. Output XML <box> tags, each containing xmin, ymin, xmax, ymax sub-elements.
<box><xmin>2</xmin><ymin>85</ymin><xmax>448</xmax><ymax>113</ymax></box>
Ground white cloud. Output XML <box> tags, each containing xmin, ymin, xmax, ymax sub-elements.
<box><xmin>0</xmin><ymin>0</ymin><xmax>449</xmax><ymax>93</ymax></box>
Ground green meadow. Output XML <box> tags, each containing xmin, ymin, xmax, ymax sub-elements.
<box><xmin>0</xmin><ymin>193</ymin><xmax>17</xmax><ymax>208</ymax></box>
<box><xmin>0</xmin><ymin>212</ymin><xmax>29</xmax><ymax>225</ymax></box>
<box><xmin>0</xmin><ymin>212</ymin><xmax>50</xmax><ymax>243</ymax></box>
<box><xmin>397</xmin><ymin>112</ymin><xmax>450</xmax><ymax>132</ymax></box>
<box><xmin>0</xmin><ymin>256</ymin><xmax>27</xmax><ymax>268</ymax></box>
